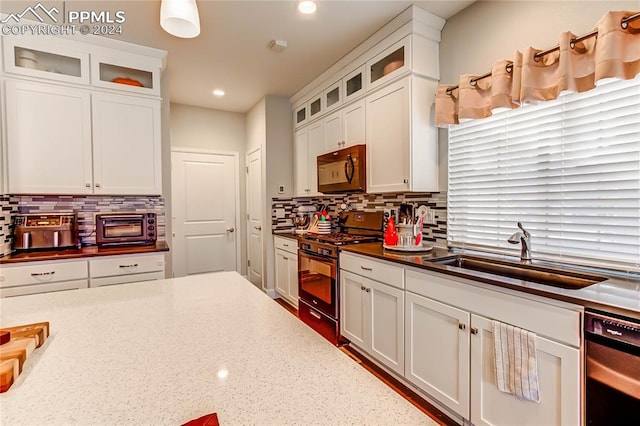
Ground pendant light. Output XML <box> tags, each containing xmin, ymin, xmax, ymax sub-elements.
<box><xmin>160</xmin><ymin>0</ymin><xmax>201</xmax><ymax>38</ymax></box>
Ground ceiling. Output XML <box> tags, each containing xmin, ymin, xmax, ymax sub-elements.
<box><xmin>1</xmin><ymin>1</ymin><xmax>475</xmax><ymax>112</ymax></box>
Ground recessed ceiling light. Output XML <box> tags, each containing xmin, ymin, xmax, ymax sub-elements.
<box><xmin>212</xmin><ymin>89</ymin><xmax>225</xmax><ymax>97</ymax></box>
<box><xmin>297</xmin><ymin>0</ymin><xmax>317</xmax><ymax>14</ymax></box>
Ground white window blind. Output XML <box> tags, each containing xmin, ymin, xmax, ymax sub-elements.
<box><xmin>448</xmin><ymin>76</ymin><xmax>640</xmax><ymax>273</ymax></box>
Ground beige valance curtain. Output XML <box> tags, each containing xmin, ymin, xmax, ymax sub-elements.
<box><xmin>435</xmin><ymin>10</ymin><xmax>640</xmax><ymax>127</ymax></box>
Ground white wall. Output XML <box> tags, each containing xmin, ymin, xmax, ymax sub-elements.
<box><xmin>168</xmin><ymin>103</ymin><xmax>248</xmax><ymax>275</ymax></box>
<box><xmin>437</xmin><ymin>0</ymin><xmax>639</xmax><ymax>189</ymax></box>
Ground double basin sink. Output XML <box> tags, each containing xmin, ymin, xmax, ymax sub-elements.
<box><xmin>433</xmin><ymin>255</ymin><xmax>607</xmax><ymax>289</ymax></box>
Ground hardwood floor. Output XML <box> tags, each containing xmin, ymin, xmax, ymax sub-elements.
<box><xmin>273</xmin><ymin>298</ymin><xmax>457</xmax><ymax>426</ymax></box>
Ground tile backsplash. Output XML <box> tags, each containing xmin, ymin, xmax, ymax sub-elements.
<box><xmin>272</xmin><ymin>192</ymin><xmax>447</xmax><ymax>246</ymax></box>
<box><xmin>0</xmin><ymin>194</ymin><xmax>166</xmax><ymax>256</ymax></box>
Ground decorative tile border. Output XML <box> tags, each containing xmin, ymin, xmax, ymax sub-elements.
<box><xmin>272</xmin><ymin>192</ymin><xmax>447</xmax><ymax>246</ymax></box>
<box><xmin>0</xmin><ymin>195</ymin><xmax>166</xmax><ymax>256</ymax></box>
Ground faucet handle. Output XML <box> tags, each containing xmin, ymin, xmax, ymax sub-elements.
<box><xmin>517</xmin><ymin>222</ymin><xmax>530</xmax><ymax>237</ymax></box>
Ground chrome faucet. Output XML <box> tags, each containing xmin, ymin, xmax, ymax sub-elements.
<box><xmin>508</xmin><ymin>222</ymin><xmax>532</xmax><ymax>263</ymax></box>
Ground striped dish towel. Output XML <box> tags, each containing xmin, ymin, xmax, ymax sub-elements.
<box><xmin>492</xmin><ymin>320</ymin><xmax>540</xmax><ymax>403</ymax></box>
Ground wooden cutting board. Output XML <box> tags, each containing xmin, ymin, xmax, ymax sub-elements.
<box><xmin>0</xmin><ymin>322</ymin><xmax>49</xmax><ymax>393</ymax></box>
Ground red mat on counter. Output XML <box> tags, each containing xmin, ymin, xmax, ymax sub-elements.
<box><xmin>182</xmin><ymin>413</ymin><xmax>219</xmax><ymax>426</ymax></box>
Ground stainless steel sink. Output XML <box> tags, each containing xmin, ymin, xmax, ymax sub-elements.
<box><xmin>433</xmin><ymin>255</ymin><xmax>606</xmax><ymax>289</ymax></box>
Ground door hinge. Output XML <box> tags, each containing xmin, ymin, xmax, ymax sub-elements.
<box><xmin>248</xmin><ymin>259</ymin><xmax>251</xmax><ymax>267</ymax></box>
<box><xmin>246</xmin><ymin>166</ymin><xmax>249</xmax><ymax>173</ymax></box>
<box><xmin>247</xmin><ymin>213</ymin><xmax>250</xmax><ymax>220</ymax></box>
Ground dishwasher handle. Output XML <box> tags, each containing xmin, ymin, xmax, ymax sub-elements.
<box><xmin>585</xmin><ymin>311</ymin><xmax>640</xmax><ymax>349</ymax></box>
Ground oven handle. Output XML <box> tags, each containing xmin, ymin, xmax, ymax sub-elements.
<box><xmin>298</xmin><ymin>249</ymin><xmax>335</xmax><ymax>261</ymax></box>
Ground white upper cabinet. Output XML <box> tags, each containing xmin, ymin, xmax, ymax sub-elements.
<box><xmin>5</xmin><ymin>79</ymin><xmax>93</xmax><ymax>194</ymax></box>
<box><xmin>91</xmin><ymin>93</ymin><xmax>162</xmax><ymax>195</ymax></box>
<box><xmin>1</xmin><ymin>32</ymin><xmax>166</xmax><ymax>196</ymax></box>
<box><xmin>2</xmin><ymin>36</ymin><xmax>90</xmax><ymax>85</ymax></box>
<box><xmin>366</xmin><ymin>76</ymin><xmax>438</xmax><ymax>193</ymax></box>
<box><xmin>324</xmin><ymin>99</ymin><xmax>365</xmax><ymax>152</ymax></box>
<box><xmin>308</xmin><ymin>91</ymin><xmax>324</xmax><ymax>122</ymax></box>
<box><xmin>294</xmin><ymin>121</ymin><xmax>324</xmax><ymax>196</ymax></box>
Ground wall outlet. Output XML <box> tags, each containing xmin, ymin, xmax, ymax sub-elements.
<box><xmin>273</xmin><ymin>208</ymin><xmax>285</xmax><ymax>219</ymax></box>
<box><xmin>426</xmin><ymin>208</ymin><xmax>436</xmax><ymax>225</ymax></box>
<box><xmin>278</xmin><ymin>184</ymin><xmax>285</xmax><ymax>194</ymax></box>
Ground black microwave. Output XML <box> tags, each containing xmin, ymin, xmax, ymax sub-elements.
<box><xmin>317</xmin><ymin>144</ymin><xmax>366</xmax><ymax>193</ymax></box>
<box><xmin>95</xmin><ymin>213</ymin><xmax>157</xmax><ymax>246</ymax></box>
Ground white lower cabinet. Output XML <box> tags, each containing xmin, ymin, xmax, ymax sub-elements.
<box><xmin>404</xmin><ymin>268</ymin><xmax>581</xmax><ymax>425</ymax></box>
<box><xmin>470</xmin><ymin>314</ymin><xmax>580</xmax><ymax>426</ymax></box>
<box><xmin>340</xmin><ymin>253</ymin><xmax>405</xmax><ymax>375</ymax></box>
<box><xmin>405</xmin><ymin>291</ymin><xmax>470</xmax><ymax>417</ymax></box>
<box><xmin>274</xmin><ymin>236</ymin><xmax>298</xmax><ymax>307</ymax></box>
<box><xmin>0</xmin><ymin>259</ymin><xmax>89</xmax><ymax>297</ymax></box>
<box><xmin>89</xmin><ymin>253</ymin><xmax>165</xmax><ymax>287</ymax></box>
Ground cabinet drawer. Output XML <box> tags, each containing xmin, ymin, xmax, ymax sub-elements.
<box><xmin>89</xmin><ymin>254</ymin><xmax>165</xmax><ymax>278</ymax></box>
<box><xmin>0</xmin><ymin>260</ymin><xmax>88</xmax><ymax>287</ymax></box>
<box><xmin>90</xmin><ymin>271</ymin><xmax>164</xmax><ymax>288</ymax></box>
<box><xmin>274</xmin><ymin>236</ymin><xmax>297</xmax><ymax>253</ymax></box>
<box><xmin>1</xmin><ymin>280</ymin><xmax>88</xmax><ymax>298</ymax></box>
<box><xmin>340</xmin><ymin>252</ymin><xmax>404</xmax><ymax>289</ymax></box>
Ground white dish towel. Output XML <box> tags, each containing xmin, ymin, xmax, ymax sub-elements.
<box><xmin>492</xmin><ymin>320</ymin><xmax>540</xmax><ymax>403</ymax></box>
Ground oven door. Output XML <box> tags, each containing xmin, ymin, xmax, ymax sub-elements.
<box><xmin>298</xmin><ymin>250</ymin><xmax>337</xmax><ymax>319</ymax></box>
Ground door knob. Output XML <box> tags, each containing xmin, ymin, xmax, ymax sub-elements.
<box><xmin>255</xmin><ymin>226</ymin><xmax>262</xmax><ymax>231</ymax></box>
<box><xmin>226</xmin><ymin>227</ymin><xmax>235</xmax><ymax>233</ymax></box>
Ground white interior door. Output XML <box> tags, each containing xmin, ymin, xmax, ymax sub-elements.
<box><xmin>246</xmin><ymin>148</ymin><xmax>263</xmax><ymax>288</ymax></box>
<box><xmin>171</xmin><ymin>151</ymin><xmax>238</xmax><ymax>277</ymax></box>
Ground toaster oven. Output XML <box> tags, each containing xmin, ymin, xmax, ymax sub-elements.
<box><xmin>95</xmin><ymin>213</ymin><xmax>157</xmax><ymax>246</ymax></box>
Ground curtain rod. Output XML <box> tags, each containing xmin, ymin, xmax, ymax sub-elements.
<box><xmin>445</xmin><ymin>63</ymin><xmax>512</xmax><ymax>95</ymax></box>
<box><xmin>535</xmin><ymin>12</ymin><xmax>640</xmax><ymax>61</ymax></box>
<box><xmin>444</xmin><ymin>12</ymin><xmax>640</xmax><ymax>96</ymax></box>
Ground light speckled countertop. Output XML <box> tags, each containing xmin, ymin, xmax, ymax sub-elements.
<box><xmin>0</xmin><ymin>272</ymin><xmax>436</xmax><ymax>426</ymax></box>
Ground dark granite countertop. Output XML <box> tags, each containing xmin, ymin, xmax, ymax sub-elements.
<box><xmin>0</xmin><ymin>241</ymin><xmax>170</xmax><ymax>264</ymax></box>
<box><xmin>341</xmin><ymin>242</ymin><xmax>640</xmax><ymax>321</ymax></box>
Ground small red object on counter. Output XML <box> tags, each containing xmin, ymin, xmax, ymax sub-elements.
<box><xmin>384</xmin><ymin>217</ymin><xmax>398</xmax><ymax>246</ymax></box>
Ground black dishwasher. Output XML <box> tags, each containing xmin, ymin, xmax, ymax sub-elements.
<box><xmin>584</xmin><ymin>310</ymin><xmax>640</xmax><ymax>425</ymax></box>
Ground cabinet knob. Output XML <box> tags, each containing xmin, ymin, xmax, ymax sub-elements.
<box><xmin>365</xmin><ymin>287</ymin><xmax>370</xmax><ymax>293</ymax></box>
<box><xmin>403</xmin><ymin>179</ymin><xmax>408</xmax><ymax>184</ymax></box>
<box><xmin>85</xmin><ymin>183</ymin><xmax>91</xmax><ymax>188</ymax></box>
<box><xmin>361</xmin><ymin>285</ymin><xmax>366</xmax><ymax>291</ymax></box>
<box><xmin>226</xmin><ymin>227</ymin><xmax>235</xmax><ymax>233</ymax></box>
<box><xmin>471</xmin><ymin>327</ymin><xmax>479</xmax><ymax>335</ymax></box>
<box><xmin>95</xmin><ymin>183</ymin><xmax>101</xmax><ymax>188</ymax></box>
<box><xmin>458</xmin><ymin>322</ymin><xmax>466</xmax><ymax>331</ymax></box>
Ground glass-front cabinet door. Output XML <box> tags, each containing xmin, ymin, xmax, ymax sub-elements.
<box><xmin>367</xmin><ymin>37</ymin><xmax>410</xmax><ymax>90</ymax></box>
<box><xmin>324</xmin><ymin>80</ymin><xmax>342</xmax><ymax>113</ymax></box>
<box><xmin>308</xmin><ymin>92</ymin><xmax>323</xmax><ymax>121</ymax></box>
<box><xmin>2</xmin><ymin>36</ymin><xmax>90</xmax><ymax>84</ymax></box>
<box><xmin>91</xmin><ymin>53</ymin><xmax>160</xmax><ymax>96</ymax></box>
<box><xmin>343</xmin><ymin>64</ymin><xmax>366</xmax><ymax>102</ymax></box>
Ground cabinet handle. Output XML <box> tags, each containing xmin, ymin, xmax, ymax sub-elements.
<box><xmin>283</xmin><ymin>256</ymin><xmax>289</xmax><ymax>261</ymax></box>
<box><xmin>309</xmin><ymin>310</ymin><xmax>321</xmax><ymax>320</ymax></box>
<box><xmin>119</xmin><ymin>263</ymin><xmax>139</xmax><ymax>268</ymax></box>
<box><xmin>283</xmin><ymin>243</ymin><xmax>289</xmax><ymax>247</ymax></box>
<box><xmin>31</xmin><ymin>271</ymin><xmax>55</xmax><ymax>277</ymax></box>
<box><xmin>254</xmin><ymin>226</ymin><xmax>262</xmax><ymax>231</ymax></box>
<box><xmin>360</xmin><ymin>265</ymin><xmax>373</xmax><ymax>271</ymax></box>
<box><xmin>471</xmin><ymin>327</ymin><xmax>479</xmax><ymax>335</ymax></box>
<box><xmin>458</xmin><ymin>323</ymin><xmax>466</xmax><ymax>331</ymax></box>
